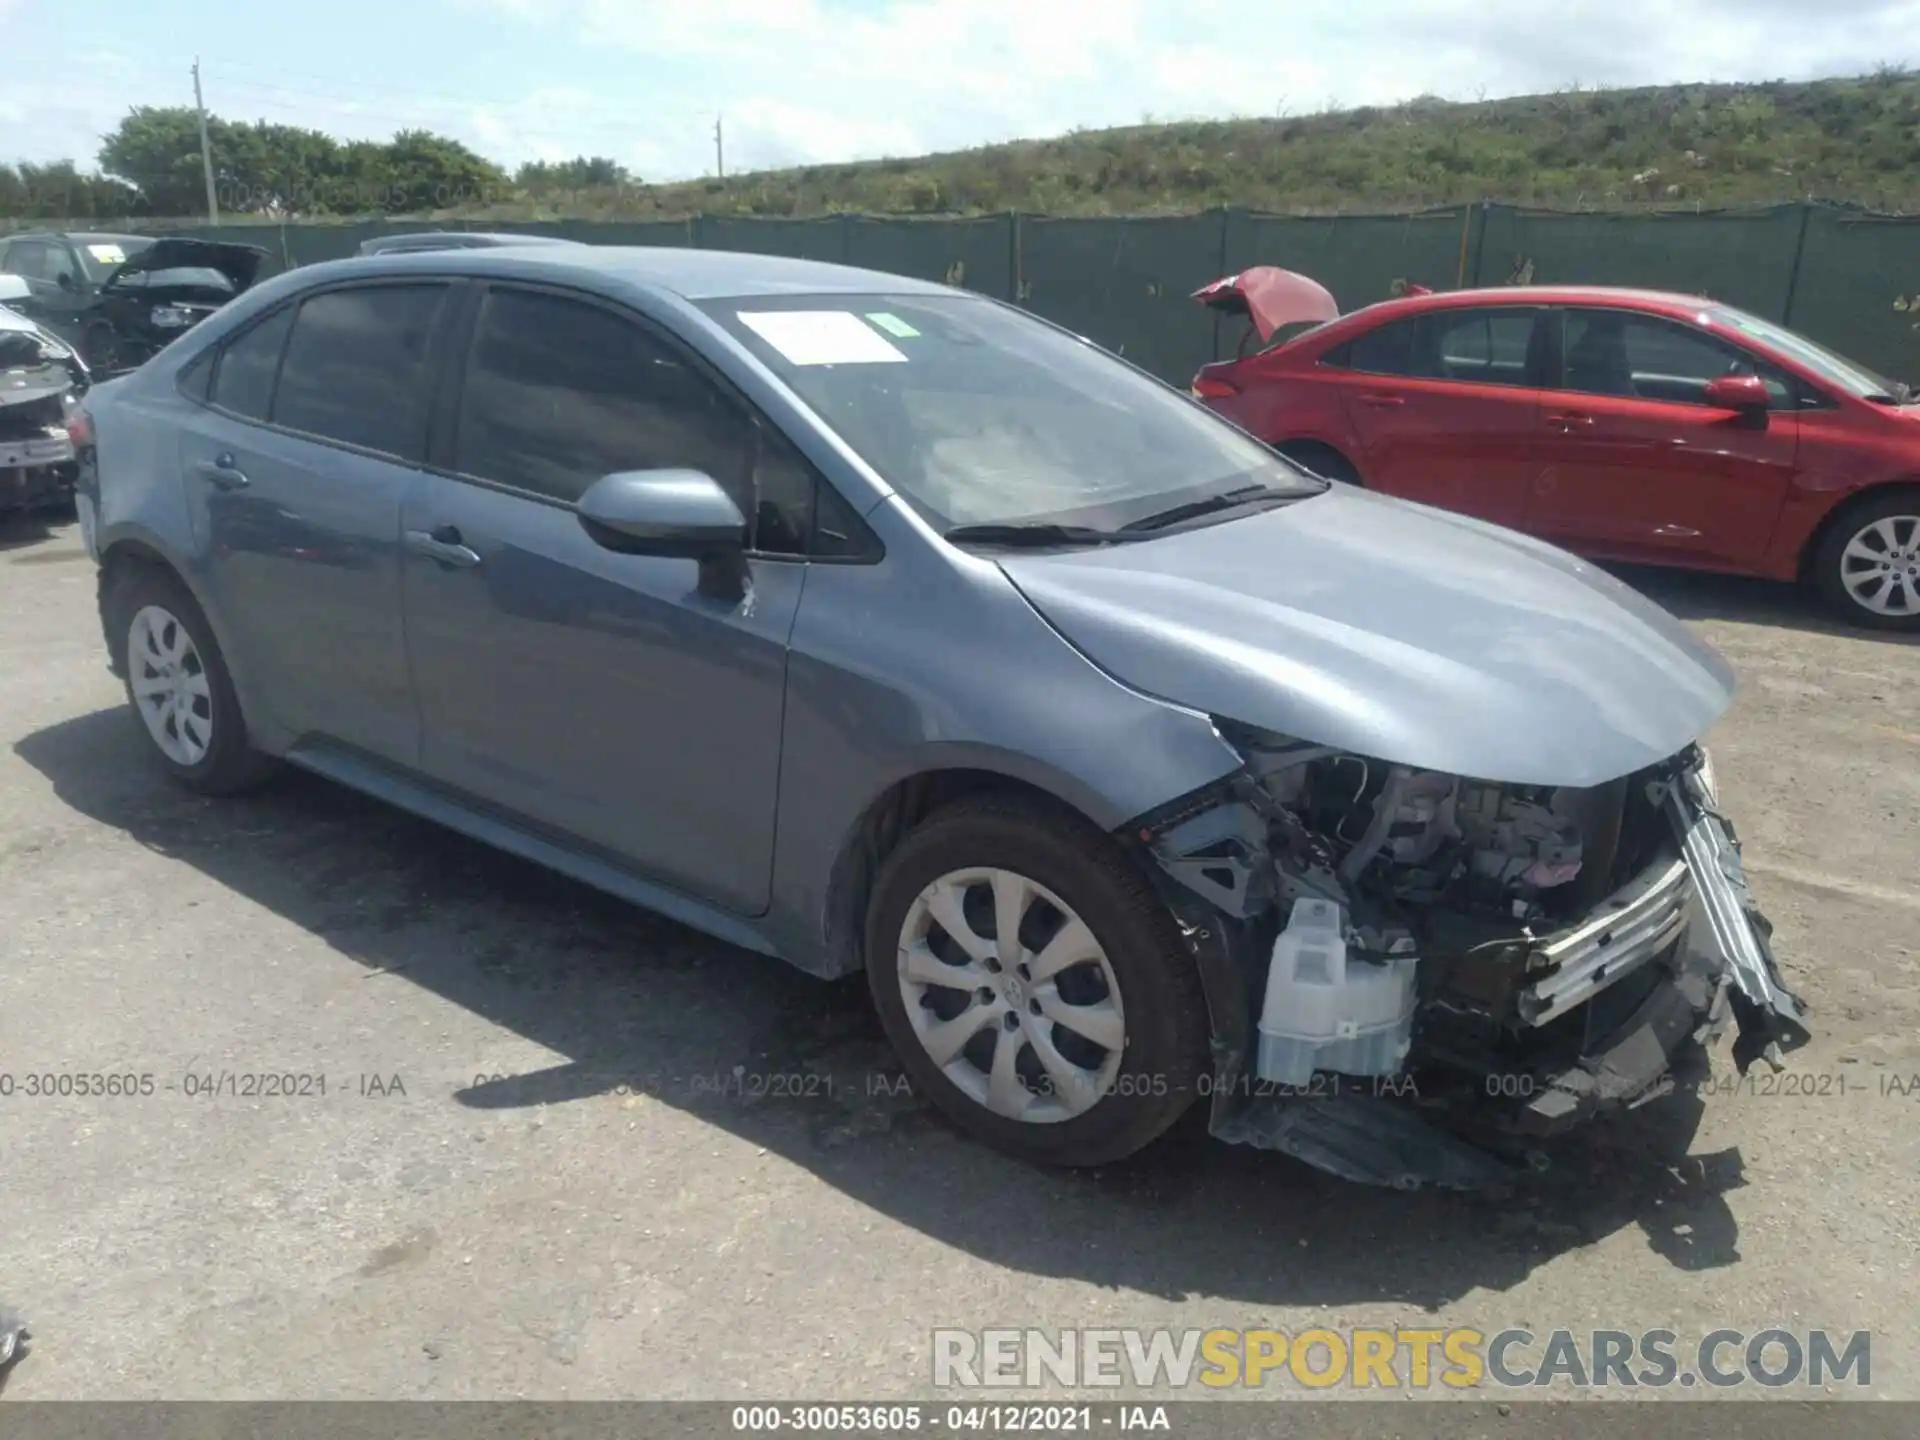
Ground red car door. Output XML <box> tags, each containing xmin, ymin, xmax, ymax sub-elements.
<box><xmin>1329</xmin><ymin>304</ymin><xmax>1548</xmax><ymax>529</ymax></box>
<box><xmin>1523</xmin><ymin>308</ymin><xmax>1801</xmax><ymax>570</ymax></box>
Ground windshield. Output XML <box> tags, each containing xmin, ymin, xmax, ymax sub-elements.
<box><xmin>74</xmin><ymin>237</ymin><xmax>154</xmax><ymax>283</ymax></box>
<box><xmin>699</xmin><ymin>292</ymin><xmax>1323</xmax><ymax>532</ymax></box>
<box><xmin>1709</xmin><ymin>305</ymin><xmax>1901</xmax><ymax>400</ymax></box>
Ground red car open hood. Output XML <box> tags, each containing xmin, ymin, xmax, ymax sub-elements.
<box><xmin>1191</xmin><ymin>267</ymin><xmax>1339</xmax><ymax>341</ymax></box>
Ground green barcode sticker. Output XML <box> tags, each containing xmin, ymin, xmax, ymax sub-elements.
<box><xmin>865</xmin><ymin>312</ymin><xmax>920</xmax><ymax>338</ymax></box>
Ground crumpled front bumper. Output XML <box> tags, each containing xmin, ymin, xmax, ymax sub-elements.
<box><xmin>1</xmin><ymin>433</ymin><xmax>76</xmax><ymax>513</ymax></box>
<box><xmin>0</xmin><ymin>427</ymin><xmax>74</xmax><ymax>474</ymax></box>
<box><xmin>1173</xmin><ymin>755</ymin><xmax>1811</xmax><ymax>1191</ymax></box>
<box><xmin>1662</xmin><ymin>764</ymin><xmax>1810</xmax><ymax>1069</ymax></box>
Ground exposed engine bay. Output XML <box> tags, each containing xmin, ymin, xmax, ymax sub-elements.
<box><xmin>0</xmin><ymin>307</ymin><xmax>87</xmax><ymax>516</ymax></box>
<box><xmin>1140</xmin><ymin>724</ymin><xmax>1811</xmax><ymax>1190</ymax></box>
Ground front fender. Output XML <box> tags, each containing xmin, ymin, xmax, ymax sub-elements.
<box><xmin>759</xmin><ymin>527</ymin><xmax>1247</xmax><ymax>976</ymax></box>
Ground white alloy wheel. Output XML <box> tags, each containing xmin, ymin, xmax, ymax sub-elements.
<box><xmin>127</xmin><ymin>604</ymin><xmax>215</xmax><ymax>766</ymax></box>
<box><xmin>1838</xmin><ymin>512</ymin><xmax>1920</xmax><ymax>618</ymax></box>
<box><xmin>896</xmin><ymin>866</ymin><xmax>1126</xmax><ymax>1124</ymax></box>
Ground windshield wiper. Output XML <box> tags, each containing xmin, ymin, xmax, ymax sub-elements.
<box><xmin>1118</xmin><ymin>483</ymin><xmax>1303</xmax><ymax>534</ymax></box>
<box><xmin>942</xmin><ymin>522</ymin><xmax>1134</xmax><ymax>548</ymax></box>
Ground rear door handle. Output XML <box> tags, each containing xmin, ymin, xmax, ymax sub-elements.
<box><xmin>193</xmin><ymin>454</ymin><xmax>250</xmax><ymax>490</ymax></box>
<box><xmin>1545</xmin><ymin>412</ymin><xmax>1596</xmax><ymax>430</ymax></box>
<box><xmin>1358</xmin><ymin>393</ymin><xmax>1405</xmax><ymax>408</ymax></box>
<box><xmin>405</xmin><ymin>525</ymin><xmax>482</xmax><ymax>569</ymax></box>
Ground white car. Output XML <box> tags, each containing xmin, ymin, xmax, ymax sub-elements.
<box><xmin>0</xmin><ymin>274</ymin><xmax>86</xmax><ymax>515</ymax></box>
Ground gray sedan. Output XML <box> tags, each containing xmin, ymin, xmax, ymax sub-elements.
<box><xmin>71</xmin><ymin>245</ymin><xmax>1809</xmax><ymax>1187</ymax></box>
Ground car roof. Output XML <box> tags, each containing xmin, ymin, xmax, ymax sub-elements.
<box><xmin>1351</xmin><ymin>285</ymin><xmax>1721</xmax><ymax>321</ymax></box>
<box><xmin>310</xmin><ymin>244</ymin><xmax>955</xmax><ymax>301</ymax></box>
<box><xmin>358</xmin><ymin>231</ymin><xmax>586</xmax><ymax>253</ymax></box>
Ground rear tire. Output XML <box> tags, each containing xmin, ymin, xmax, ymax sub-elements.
<box><xmin>1277</xmin><ymin>440</ymin><xmax>1361</xmax><ymax>486</ymax></box>
<box><xmin>103</xmin><ymin>565</ymin><xmax>277</xmax><ymax>794</ymax></box>
<box><xmin>1811</xmin><ymin>489</ymin><xmax>1920</xmax><ymax>631</ymax></box>
<box><xmin>864</xmin><ymin>793</ymin><xmax>1207</xmax><ymax>1167</ymax></box>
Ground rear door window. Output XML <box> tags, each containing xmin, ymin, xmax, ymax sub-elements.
<box><xmin>1338</xmin><ymin>317</ymin><xmax>1418</xmax><ymax>377</ymax></box>
<box><xmin>3</xmin><ymin>241</ymin><xmax>56</xmax><ymax>282</ymax></box>
<box><xmin>271</xmin><ymin>284</ymin><xmax>450</xmax><ymax>461</ymax></box>
<box><xmin>1422</xmin><ymin>308</ymin><xmax>1537</xmax><ymax>386</ymax></box>
<box><xmin>1332</xmin><ymin>309</ymin><xmax>1538</xmax><ymax>387</ymax></box>
<box><xmin>210</xmin><ymin>307</ymin><xmax>295</xmax><ymax>422</ymax></box>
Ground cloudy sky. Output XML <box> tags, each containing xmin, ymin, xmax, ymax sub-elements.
<box><xmin>5</xmin><ymin>0</ymin><xmax>1919</xmax><ymax>182</ymax></box>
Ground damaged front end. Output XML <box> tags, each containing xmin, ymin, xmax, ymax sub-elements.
<box><xmin>1133</xmin><ymin>726</ymin><xmax>1810</xmax><ymax>1190</ymax></box>
<box><xmin>0</xmin><ymin>306</ymin><xmax>87</xmax><ymax>515</ymax></box>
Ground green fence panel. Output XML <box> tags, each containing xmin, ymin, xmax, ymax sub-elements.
<box><xmin>454</xmin><ymin>220</ymin><xmax>579</xmax><ymax>241</ymax></box>
<box><xmin>1784</xmin><ymin>207</ymin><xmax>1920</xmax><ymax>382</ymax></box>
<box><xmin>845</xmin><ymin>215</ymin><xmax>1015</xmax><ymax>298</ymax></box>
<box><xmin>1223</xmin><ymin>208</ymin><xmax>1475</xmax><ymax>320</ymax></box>
<box><xmin>1473</xmin><ymin>204</ymin><xmax>1805</xmax><ymax>319</ymax></box>
<box><xmin>1017</xmin><ymin>213</ymin><xmax>1227</xmax><ymax>381</ymax></box>
<box><xmin>450</xmin><ymin>219</ymin><xmax>689</xmax><ymax>247</ymax></box>
<box><xmin>71</xmin><ymin>203</ymin><xmax>1917</xmax><ymax>386</ymax></box>
<box><xmin>696</xmin><ymin>216</ymin><xmax>849</xmax><ymax>262</ymax></box>
<box><xmin>563</xmin><ymin>220</ymin><xmax>698</xmax><ymax>247</ymax></box>
<box><xmin>272</xmin><ymin>222</ymin><xmax>375</xmax><ymax>267</ymax></box>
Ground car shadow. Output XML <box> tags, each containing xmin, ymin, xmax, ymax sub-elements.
<box><xmin>1608</xmin><ymin>563</ymin><xmax>1920</xmax><ymax>646</ymax></box>
<box><xmin>0</xmin><ymin>509</ymin><xmax>70</xmax><ymax>553</ymax></box>
<box><xmin>15</xmin><ymin>707</ymin><xmax>1750</xmax><ymax>1310</ymax></box>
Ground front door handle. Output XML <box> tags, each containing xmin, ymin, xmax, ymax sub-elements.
<box><xmin>193</xmin><ymin>454</ymin><xmax>250</xmax><ymax>490</ymax></box>
<box><xmin>1357</xmin><ymin>392</ymin><xmax>1405</xmax><ymax>408</ymax></box>
<box><xmin>1545</xmin><ymin>412</ymin><xmax>1596</xmax><ymax>431</ymax></box>
<box><xmin>405</xmin><ymin>525</ymin><xmax>482</xmax><ymax>569</ymax></box>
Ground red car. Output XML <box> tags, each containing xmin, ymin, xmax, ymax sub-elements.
<box><xmin>1189</xmin><ymin>270</ymin><xmax>1920</xmax><ymax>630</ymax></box>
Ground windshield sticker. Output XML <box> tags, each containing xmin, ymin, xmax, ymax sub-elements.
<box><xmin>865</xmin><ymin>311</ymin><xmax>920</xmax><ymax>338</ymax></box>
<box><xmin>86</xmin><ymin>244</ymin><xmax>127</xmax><ymax>265</ymax></box>
<box><xmin>739</xmin><ymin>310</ymin><xmax>907</xmax><ymax>366</ymax></box>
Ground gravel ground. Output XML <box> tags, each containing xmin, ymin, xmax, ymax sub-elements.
<box><xmin>1</xmin><ymin>512</ymin><xmax>1915</xmax><ymax>1402</ymax></box>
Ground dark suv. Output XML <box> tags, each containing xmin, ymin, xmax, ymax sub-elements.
<box><xmin>0</xmin><ymin>231</ymin><xmax>264</xmax><ymax>372</ymax></box>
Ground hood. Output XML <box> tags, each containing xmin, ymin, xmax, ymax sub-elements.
<box><xmin>1</xmin><ymin>302</ymin><xmax>72</xmax><ymax>351</ymax></box>
<box><xmin>0</xmin><ymin>304</ymin><xmax>83</xmax><ymax>397</ymax></box>
<box><xmin>998</xmin><ymin>486</ymin><xmax>1736</xmax><ymax>788</ymax></box>
<box><xmin>105</xmin><ymin>238</ymin><xmax>266</xmax><ymax>293</ymax></box>
<box><xmin>1192</xmin><ymin>267</ymin><xmax>1340</xmax><ymax>341</ymax></box>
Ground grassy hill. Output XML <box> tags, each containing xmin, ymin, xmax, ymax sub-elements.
<box><xmin>590</xmin><ymin>71</ymin><xmax>1920</xmax><ymax>220</ymax></box>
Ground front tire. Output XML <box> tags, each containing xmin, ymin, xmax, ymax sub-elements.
<box><xmin>80</xmin><ymin>321</ymin><xmax>121</xmax><ymax>374</ymax></box>
<box><xmin>1277</xmin><ymin>441</ymin><xmax>1361</xmax><ymax>486</ymax></box>
<box><xmin>864</xmin><ymin>794</ymin><xmax>1207</xmax><ymax>1166</ymax></box>
<box><xmin>1812</xmin><ymin>489</ymin><xmax>1920</xmax><ymax>631</ymax></box>
<box><xmin>103</xmin><ymin>566</ymin><xmax>276</xmax><ymax>794</ymax></box>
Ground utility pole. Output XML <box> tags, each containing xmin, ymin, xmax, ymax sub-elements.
<box><xmin>714</xmin><ymin>114</ymin><xmax>725</xmax><ymax>180</ymax></box>
<box><xmin>192</xmin><ymin>57</ymin><xmax>219</xmax><ymax>222</ymax></box>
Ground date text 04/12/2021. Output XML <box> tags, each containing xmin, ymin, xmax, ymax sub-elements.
<box><xmin>730</xmin><ymin>1406</ymin><xmax>1168</xmax><ymax>1432</ymax></box>
<box><xmin>0</xmin><ymin>1072</ymin><xmax>408</xmax><ymax>1099</ymax></box>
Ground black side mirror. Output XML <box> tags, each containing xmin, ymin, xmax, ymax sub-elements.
<box><xmin>577</xmin><ymin>469</ymin><xmax>749</xmax><ymax>600</ymax></box>
<box><xmin>55</xmin><ymin>272</ymin><xmax>78</xmax><ymax>293</ymax></box>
